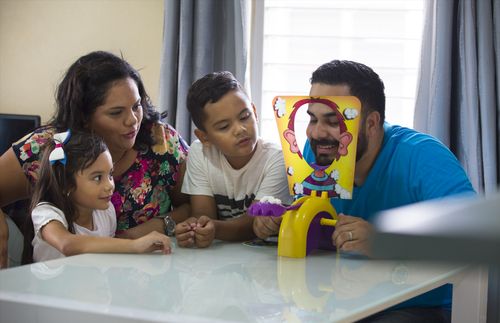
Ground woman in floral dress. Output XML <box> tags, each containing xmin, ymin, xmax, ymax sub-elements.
<box><xmin>0</xmin><ymin>51</ymin><xmax>190</xmax><ymax>266</ymax></box>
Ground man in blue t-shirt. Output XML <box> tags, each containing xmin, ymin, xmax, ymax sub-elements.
<box><xmin>253</xmin><ymin>60</ymin><xmax>475</xmax><ymax>323</ymax></box>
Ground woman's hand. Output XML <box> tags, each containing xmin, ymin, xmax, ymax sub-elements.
<box><xmin>175</xmin><ymin>217</ymin><xmax>197</xmax><ymax>248</ymax></box>
<box><xmin>133</xmin><ymin>231</ymin><xmax>172</xmax><ymax>254</ymax></box>
<box><xmin>175</xmin><ymin>216</ymin><xmax>215</xmax><ymax>248</ymax></box>
<box><xmin>332</xmin><ymin>213</ymin><xmax>374</xmax><ymax>256</ymax></box>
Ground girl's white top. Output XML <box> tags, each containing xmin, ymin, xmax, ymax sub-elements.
<box><xmin>31</xmin><ymin>202</ymin><xmax>116</xmax><ymax>262</ymax></box>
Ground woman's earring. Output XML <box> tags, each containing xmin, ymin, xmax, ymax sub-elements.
<box><xmin>66</xmin><ymin>191</ymin><xmax>70</xmax><ymax>197</ymax></box>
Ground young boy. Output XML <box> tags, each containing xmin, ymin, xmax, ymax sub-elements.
<box><xmin>175</xmin><ymin>71</ymin><xmax>292</xmax><ymax>248</ymax></box>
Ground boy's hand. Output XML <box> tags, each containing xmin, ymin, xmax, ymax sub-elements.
<box><xmin>134</xmin><ymin>231</ymin><xmax>172</xmax><ymax>254</ymax></box>
<box><xmin>253</xmin><ymin>216</ymin><xmax>282</xmax><ymax>240</ymax></box>
<box><xmin>194</xmin><ymin>216</ymin><xmax>215</xmax><ymax>248</ymax></box>
<box><xmin>175</xmin><ymin>217</ymin><xmax>197</xmax><ymax>248</ymax></box>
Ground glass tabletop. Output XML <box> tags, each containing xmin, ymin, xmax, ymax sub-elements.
<box><xmin>0</xmin><ymin>240</ymin><xmax>465</xmax><ymax>323</ymax></box>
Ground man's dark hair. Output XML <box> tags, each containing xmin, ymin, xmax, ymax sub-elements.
<box><xmin>186</xmin><ymin>71</ymin><xmax>246</xmax><ymax>130</ymax></box>
<box><xmin>311</xmin><ymin>60</ymin><xmax>385</xmax><ymax>124</ymax></box>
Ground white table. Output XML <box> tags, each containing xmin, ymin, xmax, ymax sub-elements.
<box><xmin>0</xmin><ymin>241</ymin><xmax>486</xmax><ymax>323</ymax></box>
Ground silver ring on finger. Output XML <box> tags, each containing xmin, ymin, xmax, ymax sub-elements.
<box><xmin>348</xmin><ymin>231</ymin><xmax>353</xmax><ymax>241</ymax></box>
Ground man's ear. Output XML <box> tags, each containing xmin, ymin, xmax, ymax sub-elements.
<box><xmin>365</xmin><ymin>110</ymin><xmax>381</xmax><ymax>137</ymax></box>
<box><xmin>194</xmin><ymin>129</ymin><xmax>210</xmax><ymax>145</ymax></box>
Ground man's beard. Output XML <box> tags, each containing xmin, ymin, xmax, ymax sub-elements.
<box><xmin>310</xmin><ymin>128</ymin><xmax>368</xmax><ymax>166</ymax></box>
<box><xmin>311</xmin><ymin>138</ymin><xmax>339</xmax><ymax>166</ymax></box>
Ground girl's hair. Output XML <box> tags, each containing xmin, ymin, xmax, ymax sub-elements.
<box><xmin>50</xmin><ymin>51</ymin><xmax>160</xmax><ymax>149</ymax></box>
<box><xmin>22</xmin><ymin>131</ymin><xmax>108</xmax><ymax>264</ymax></box>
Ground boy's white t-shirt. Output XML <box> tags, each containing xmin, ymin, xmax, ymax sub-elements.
<box><xmin>182</xmin><ymin>138</ymin><xmax>293</xmax><ymax>220</ymax></box>
<box><xmin>31</xmin><ymin>202</ymin><xmax>116</xmax><ymax>262</ymax></box>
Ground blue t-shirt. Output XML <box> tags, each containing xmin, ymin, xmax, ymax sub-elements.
<box><xmin>304</xmin><ymin>123</ymin><xmax>475</xmax><ymax>310</ymax></box>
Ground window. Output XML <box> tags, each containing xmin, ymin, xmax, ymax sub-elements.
<box><xmin>252</xmin><ymin>0</ymin><xmax>425</xmax><ymax>145</ymax></box>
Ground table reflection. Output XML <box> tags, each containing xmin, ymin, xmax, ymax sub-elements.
<box><xmin>277</xmin><ymin>252</ymin><xmax>411</xmax><ymax>313</ymax></box>
<box><xmin>0</xmin><ymin>242</ymin><xmax>460</xmax><ymax>323</ymax></box>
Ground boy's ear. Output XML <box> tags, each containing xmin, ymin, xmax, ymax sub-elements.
<box><xmin>252</xmin><ymin>103</ymin><xmax>259</xmax><ymax>122</ymax></box>
<box><xmin>194</xmin><ymin>128</ymin><xmax>210</xmax><ymax>145</ymax></box>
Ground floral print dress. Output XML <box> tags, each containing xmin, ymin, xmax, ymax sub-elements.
<box><xmin>12</xmin><ymin>123</ymin><xmax>188</xmax><ymax>233</ymax></box>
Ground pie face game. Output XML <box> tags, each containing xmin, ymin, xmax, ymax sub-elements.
<box><xmin>272</xmin><ymin>96</ymin><xmax>361</xmax><ymax>200</ymax></box>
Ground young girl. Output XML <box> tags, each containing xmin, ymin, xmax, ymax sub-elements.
<box><xmin>22</xmin><ymin>130</ymin><xmax>171</xmax><ymax>263</ymax></box>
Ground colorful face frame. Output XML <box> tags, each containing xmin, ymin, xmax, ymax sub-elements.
<box><xmin>273</xmin><ymin>96</ymin><xmax>361</xmax><ymax>199</ymax></box>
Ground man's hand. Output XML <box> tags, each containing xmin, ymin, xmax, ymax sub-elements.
<box><xmin>193</xmin><ymin>216</ymin><xmax>215</xmax><ymax>248</ymax></box>
<box><xmin>0</xmin><ymin>209</ymin><xmax>9</xmax><ymax>268</ymax></box>
<box><xmin>175</xmin><ymin>217</ymin><xmax>197</xmax><ymax>248</ymax></box>
<box><xmin>332</xmin><ymin>213</ymin><xmax>373</xmax><ymax>256</ymax></box>
<box><xmin>253</xmin><ymin>216</ymin><xmax>282</xmax><ymax>240</ymax></box>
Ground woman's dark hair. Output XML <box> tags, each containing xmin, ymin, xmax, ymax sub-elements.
<box><xmin>22</xmin><ymin>131</ymin><xmax>108</xmax><ymax>264</ymax></box>
<box><xmin>50</xmin><ymin>51</ymin><xmax>160</xmax><ymax>148</ymax></box>
<box><xmin>186</xmin><ymin>71</ymin><xmax>247</xmax><ymax>131</ymax></box>
<box><xmin>311</xmin><ymin>60</ymin><xmax>386</xmax><ymax>124</ymax></box>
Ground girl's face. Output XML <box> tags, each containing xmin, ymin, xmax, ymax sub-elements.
<box><xmin>71</xmin><ymin>150</ymin><xmax>115</xmax><ymax>217</ymax></box>
<box><xmin>89</xmin><ymin>77</ymin><xmax>143</xmax><ymax>157</ymax></box>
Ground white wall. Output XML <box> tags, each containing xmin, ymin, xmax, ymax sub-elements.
<box><xmin>0</xmin><ymin>0</ymin><xmax>164</xmax><ymax>124</ymax></box>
